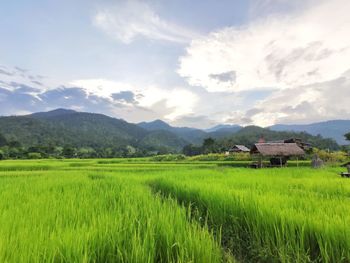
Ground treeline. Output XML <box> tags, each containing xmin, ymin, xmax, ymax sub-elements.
<box><xmin>182</xmin><ymin>126</ymin><xmax>346</xmax><ymax>156</ymax></box>
<box><xmin>0</xmin><ymin>127</ymin><xmax>348</xmax><ymax>160</ymax></box>
<box><xmin>0</xmin><ymin>133</ymin><xmax>165</xmax><ymax>159</ymax></box>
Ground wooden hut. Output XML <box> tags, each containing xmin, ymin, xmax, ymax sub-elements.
<box><xmin>227</xmin><ymin>145</ymin><xmax>250</xmax><ymax>154</ymax></box>
<box><xmin>250</xmin><ymin>143</ymin><xmax>305</xmax><ymax>167</ymax></box>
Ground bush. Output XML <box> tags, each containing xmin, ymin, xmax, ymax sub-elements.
<box><xmin>151</xmin><ymin>154</ymin><xmax>186</xmax><ymax>162</ymax></box>
<box><xmin>313</xmin><ymin>149</ymin><xmax>347</xmax><ymax>163</ymax></box>
<box><xmin>225</xmin><ymin>152</ymin><xmax>251</xmax><ymax>161</ymax></box>
<box><xmin>27</xmin><ymin>152</ymin><xmax>42</xmax><ymax>159</ymax></box>
<box><xmin>188</xmin><ymin>154</ymin><xmax>224</xmax><ymax>161</ymax></box>
<box><xmin>188</xmin><ymin>153</ymin><xmax>252</xmax><ymax>162</ymax></box>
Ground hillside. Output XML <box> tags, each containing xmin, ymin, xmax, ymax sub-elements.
<box><xmin>138</xmin><ymin>119</ymin><xmax>207</xmax><ymax>144</ymax></box>
<box><xmin>270</xmin><ymin>120</ymin><xmax>350</xmax><ymax>145</ymax></box>
<box><xmin>0</xmin><ymin>109</ymin><xmax>344</xmax><ymax>158</ymax></box>
<box><xmin>0</xmin><ymin>109</ymin><xmax>187</xmax><ymax>153</ymax></box>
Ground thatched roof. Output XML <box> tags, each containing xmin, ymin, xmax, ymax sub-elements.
<box><xmin>341</xmin><ymin>161</ymin><xmax>350</xmax><ymax>167</ymax></box>
<box><xmin>229</xmin><ymin>145</ymin><xmax>250</xmax><ymax>152</ymax></box>
<box><xmin>250</xmin><ymin>143</ymin><xmax>305</xmax><ymax>157</ymax></box>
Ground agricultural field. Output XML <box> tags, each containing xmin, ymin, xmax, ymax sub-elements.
<box><xmin>0</xmin><ymin>159</ymin><xmax>349</xmax><ymax>262</ymax></box>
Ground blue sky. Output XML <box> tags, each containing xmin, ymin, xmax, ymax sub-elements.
<box><xmin>1</xmin><ymin>0</ymin><xmax>350</xmax><ymax>128</ymax></box>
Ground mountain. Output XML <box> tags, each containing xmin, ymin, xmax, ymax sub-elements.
<box><xmin>205</xmin><ymin>124</ymin><xmax>242</xmax><ymax>133</ymax></box>
<box><xmin>270</xmin><ymin>120</ymin><xmax>350</xmax><ymax>145</ymax></box>
<box><xmin>0</xmin><ymin>109</ymin><xmax>187</xmax><ymax>152</ymax></box>
<box><xmin>0</xmin><ymin>109</ymin><xmax>344</xmax><ymax>156</ymax></box>
<box><xmin>138</xmin><ymin>119</ymin><xmax>172</xmax><ymax>131</ymax></box>
<box><xmin>30</xmin><ymin>108</ymin><xmax>77</xmax><ymax>119</ymax></box>
<box><xmin>138</xmin><ymin>119</ymin><xmax>207</xmax><ymax>144</ymax></box>
<box><xmin>207</xmin><ymin>126</ymin><xmax>242</xmax><ymax>138</ymax></box>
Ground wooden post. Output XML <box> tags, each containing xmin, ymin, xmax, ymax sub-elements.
<box><xmin>259</xmin><ymin>155</ymin><xmax>262</xmax><ymax>168</ymax></box>
<box><xmin>280</xmin><ymin>157</ymin><xmax>283</xmax><ymax>168</ymax></box>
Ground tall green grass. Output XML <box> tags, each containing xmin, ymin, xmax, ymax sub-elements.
<box><xmin>150</xmin><ymin>167</ymin><xmax>350</xmax><ymax>262</ymax></box>
<box><xmin>0</xmin><ymin>159</ymin><xmax>349</xmax><ymax>262</ymax></box>
<box><xmin>0</xmin><ymin>168</ymin><xmax>221</xmax><ymax>262</ymax></box>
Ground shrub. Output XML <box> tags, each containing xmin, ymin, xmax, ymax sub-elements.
<box><xmin>27</xmin><ymin>152</ymin><xmax>42</xmax><ymax>159</ymax></box>
<box><xmin>151</xmin><ymin>154</ymin><xmax>186</xmax><ymax>162</ymax></box>
<box><xmin>313</xmin><ymin>149</ymin><xmax>347</xmax><ymax>163</ymax></box>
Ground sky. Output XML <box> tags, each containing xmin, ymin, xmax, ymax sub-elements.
<box><xmin>0</xmin><ymin>0</ymin><xmax>349</xmax><ymax>128</ymax></box>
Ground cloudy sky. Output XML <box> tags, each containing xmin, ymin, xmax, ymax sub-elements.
<box><xmin>1</xmin><ymin>0</ymin><xmax>349</xmax><ymax>128</ymax></box>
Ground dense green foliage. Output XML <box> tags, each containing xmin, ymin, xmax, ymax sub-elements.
<box><xmin>345</xmin><ymin>132</ymin><xmax>350</xmax><ymax>141</ymax></box>
<box><xmin>182</xmin><ymin>126</ymin><xmax>340</xmax><ymax>156</ymax></box>
<box><xmin>0</xmin><ymin>159</ymin><xmax>349</xmax><ymax>262</ymax></box>
<box><xmin>0</xmin><ymin>109</ymin><xmax>341</xmax><ymax>159</ymax></box>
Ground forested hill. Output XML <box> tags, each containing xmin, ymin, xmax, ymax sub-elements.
<box><xmin>270</xmin><ymin>120</ymin><xmax>350</xmax><ymax>145</ymax></box>
<box><xmin>0</xmin><ymin>109</ymin><xmax>188</xmax><ymax>153</ymax></box>
<box><xmin>0</xmin><ymin>109</ymin><xmax>343</xmax><ymax>158</ymax></box>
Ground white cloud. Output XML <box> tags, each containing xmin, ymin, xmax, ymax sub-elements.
<box><xmin>178</xmin><ymin>0</ymin><xmax>350</xmax><ymax>92</ymax></box>
<box><xmin>70</xmin><ymin>78</ymin><xmax>198</xmax><ymax>121</ymax></box>
<box><xmin>178</xmin><ymin>0</ymin><xmax>350</xmax><ymax>125</ymax></box>
<box><xmin>70</xmin><ymin>79</ymin><xmax>134</xmax><ymax>99</ymax></box>
<box><xmin>250</xmin><ymin>73</ymin><xmax>350</xmax><ymax>126</ymax></box>
<box><xmin>93</xmin><ymin>1</ymin><xmax>199</xmax><ymax>44</ymax></box>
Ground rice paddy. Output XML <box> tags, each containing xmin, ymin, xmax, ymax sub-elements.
<box><xmin>0</xmin><ymin>159</ymin><xmax>349</xmax><ymax>262</ymax></box>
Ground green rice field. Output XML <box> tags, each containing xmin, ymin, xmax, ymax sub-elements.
<box><xmin>0</xmin><ymin>159</ymin><xmax>349</xmax><ymax>262</ymax></box>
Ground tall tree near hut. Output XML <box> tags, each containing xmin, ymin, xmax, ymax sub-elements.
<box><xmin>345</xmin><ymin>132</ymin><xmax>350</xmax><ymax>142</ymax></box>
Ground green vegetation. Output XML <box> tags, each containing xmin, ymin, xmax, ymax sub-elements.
<box><xmin>0</xmin><ymin>158</ymin><xmax>350</xmax><ymax>262</ymax></box>
<box><xmin>0</xmin><ymin>160</ymin><xmax>221</xmax><ymax>262</ymax></box>
<box><xmin>345</xmin><ymin>132</ymin><xmax>350</xmax><ymax>141</ymax></box>
<box><xmin>0</xmin><ymin>110</ymin><xmax>341</xmax><ymax>160</ymax></box>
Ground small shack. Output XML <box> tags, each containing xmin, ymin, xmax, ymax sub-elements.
<box><xmin>227</xmin><ymin>145</ymin><xmax>250</xmax><ymax>154</ymax></box>
<box><xmin>250</xmin><ymin>143</ymin><xmax>305</xmax><ymax>167</ymax></box>
<box><xmin>341</xmin><ymin>162</ymin><xmax>350</xmax><ymax>177</ymax></box>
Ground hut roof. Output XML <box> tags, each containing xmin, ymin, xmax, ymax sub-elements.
<box><xmin>250</xmin><ymin>143</ymin><xmax>305</xmax><ymax>157</ymax></box>
<box><xmin>229</xmin><ymin>145</ymin><xmax>250</xmax><ymax>152</ymax></box>
<box><xmin>341</xmin><ymin>161</ymin><xmax>350</xmax><ymax>167</ymax></box>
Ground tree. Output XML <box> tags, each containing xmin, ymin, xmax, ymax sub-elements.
<box><xmin>62</xmin><ymin>146</ymin><xmax>76</xmax><ymax>158</ymax></box>
<box><xmin>202</xmin><ymin>137</ymin><xmax>218</xmax><ymax>154</ymax></box>
<box><xmin>0</xmin><ymin>133</ymin><xmax>7</xmax><ymax>147</ymax></box>
<box><xmin>345</xmin><ymin>132</ymin><xmax>350</xmax><ymax>141</ymax></box>
<box><xmin>182</xmin><ymin>144</ymin><xmax>202</xmax><ymax>156</ymax></box>
<box><xmin>8</xmin><ymin>140</ymin><xmax>22</xmax><ymax>148</ymax></box>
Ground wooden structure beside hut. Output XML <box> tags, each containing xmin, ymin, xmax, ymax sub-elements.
<box><xmin>250</xmin><ymin>143</ymin><xmax>305</xmax><ymax>168</ymax></box>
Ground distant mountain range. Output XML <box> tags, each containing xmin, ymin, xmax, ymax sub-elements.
<box><xmin>0</xmin><ymin>109</ymin><xmax>348</xmax><ymax>154</ymax></box>
<box><xmin>269</xmin><ymin>120</ymin><xmax>350</xmax><ymax>145</ymax></box>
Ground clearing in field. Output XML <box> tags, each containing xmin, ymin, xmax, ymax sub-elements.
<box><xmin>0</xmin><ymin>159</ymin><xmax>349</xmax><ymax>262</ymax></box>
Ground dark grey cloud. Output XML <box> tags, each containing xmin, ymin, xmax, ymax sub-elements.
<box><xmin>265</xmin><ymin>41</ymin><xmax>336</xmax><ymax>81</ymax></box>
<box><xmin>39</xmin><ymin>86</ymin><xmax>127</xmax><ymax>114</ymax></box>
<box><xmin>0</xmin><ymin>87</ymin><xmax>42</xmax><ymax>115</ymax></box>
<box><xmin>112</xmin><ymin>91</ymin><xmax>136</xmax><ymax>103</ymax></box>
<box><xmin>14</xmin><ymin>66</ymin><xmax>28</xmax><ymax>73</ymax></box>
<box><xmin>209</xmin><ymin>71</ymin><xmax>236</xmax><ymax>83</ymax></box>
<box><xmin>31</xmin><ymin>80</ymin><xmax>44</xmax><ymax>86</ymax></box>
<box><xmin>0</xmin><ymin>69</ymin><xmax>14</xmax><ymax>76</ymax></box>
<box><xmin>9</xmin><ymin>82</ymin><xmax>41</xmax><ymax>93</ymax></box>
